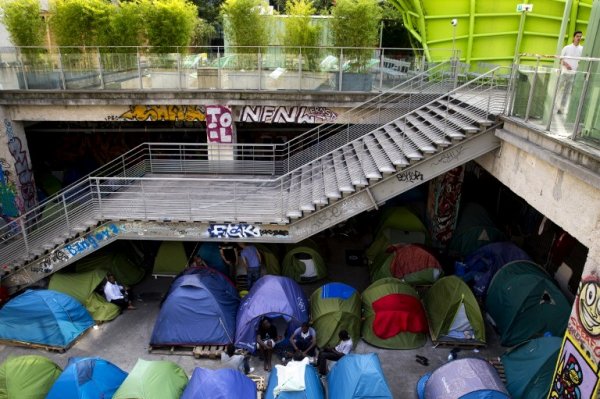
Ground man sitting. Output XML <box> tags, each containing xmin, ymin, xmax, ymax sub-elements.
<box><xmin>221</xmin><ymin>344</ymin><xmax>254</xmax><ymax>374</ymax></box>
<box><xmin>103</xmin><ymin>273</ymin><xmax>135</xmax><ymax>310</ymax></box>
<box><xmin>317</xmin><ymin>330</ymin><xmax>352</xmax><ymax>375</ymax></box>
<box><xmin>290</xmin><ymin>322</ymin><xmax>317</xmax><ymax>357</ymax></box>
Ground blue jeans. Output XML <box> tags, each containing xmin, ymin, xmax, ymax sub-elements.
<box><xmin>247</xmin><ymin>268</ymin><xmax>261</xmax><ymax>291</ymax></box>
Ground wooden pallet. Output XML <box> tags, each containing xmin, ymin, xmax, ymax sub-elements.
<box><xmin>0</xmin><ymin>326</ymin><xmax>91</xmax><ymax>353</ymax></box>
<box><xmin>148</xmin><ymin>344</ymin><xmax>227</xmax><ymax>359</ymax></box>
<box><xmin>248</xmin><ymin>374</ymin><xmax>266</xmax><ymax>391</ymax></box>
<box><xmin>431</xmin><ymin>338</ymin><xmax>487</xmax><ymax>349</ymax></box>
<box><xmin>488</xmin><ymin>357</ymin><xmax>506</xmax><ymax>383</ymax></box>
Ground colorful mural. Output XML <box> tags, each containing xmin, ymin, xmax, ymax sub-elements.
<box><xmin>206</xmin><ymin>105</ymin><xmax>234</xmax><ymax>143</ymax></box>
<box><xmin>426</xmin><ymin>166</ymin><xmax>464</xmax><ymax>248</ymax></box>
<box><xmin>239</xmin><ymin>106</ymin><xmax>338</xmax><ymax>123</ymax></box>
<box><xmin>111</xmin><ymin>105</ymin><xmax>206</xmax><ymax>122</ymax></box>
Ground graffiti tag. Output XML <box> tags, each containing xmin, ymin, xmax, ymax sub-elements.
<box><xmin>240</xmin><ymin>106</ymin><xmax>338</xmax><ymax>124</ymax></box>
<box><xmin>208</xmin><ymin>224</ymin><xmax>261</xmax><ymax>238</ymax></box>
<box><xmin>31</xmin><ymin>249</ymin><xmax>70</xmax><ymax>273</ymax></box>
<box><xmin>64</xmin><ymin>223</ymin><xmax>124</xmax><ymax>256</ymax></box>
<box><xmin>110</xmin><ymin>105</ymin><xmax>206</xmax><ymax>122</ymax></box>
<box><xmin>206</xmin><ymin>105</ymin><xmax>233</xmax><ymax>143</ymax></box>
<box><xmin>433</xmin><ymin>145</ymin><xmax>464</xmax><ymax>165</ymax></box>
<box><xmin>396</xmin><ymin>170</ymin><xmax>424</xmax><ymax>183</ymax></box>
<box><xmin>260</xmin><ymin>229</ymin><xmax>289</xmax><ymax>237</ymax></box>
<box><xmin>4</xmin><ymin>120</ymin><xmax>35</xmax><ymax>212</ymax></box>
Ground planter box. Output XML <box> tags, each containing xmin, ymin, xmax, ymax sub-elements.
<box><xmin>17</xmin><ymin>71</ymin><xmax>62</xmax><ymax>89</ymax></box>
<box><xmin>334</xmin><ymin>72</ymin><xmax>374</xmax><ymax>91</ymax></box>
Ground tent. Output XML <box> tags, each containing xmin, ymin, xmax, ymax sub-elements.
<box><xmin>448</xmin><ymin>203</ymin><xmax>505</xmax><ymax>258</ymax></box>
<box><xmin>366</xmin><ymin>207</ymin><xmax>429</xmax><ymax>263</ymax></box>
<box><xmin>256</xmin><ymin>244</ymin><xmax>281</xmax><ymax>275</ymax></box>
<box><xmin>74</xmin><ymin>244</ymin><xmax>146</xmax><ymax>285</ymax></box>
<box><xmin>310</xmin><ymin>282</ymin><xmax>361</xmax><ymax>348</ymax></box>
<box><xmin>265</xmin><ymin>363</ymin><xmax>325</xmax><ymax>399</ymax></box>
<box><xmin>370</xmin><ymin>244</ymin><xmax>443</xmax><ymax>284</ymax></box>
<box><xmin>501</xmin><ymin>336</ymin><xmax>562</xmax><ymax>399</ymax></box>
<box><xmin>463</xmin><ymin>241</ymin><xmax>531</xmax><ymax>297</ymax></box>
<box><xmin>0</xmin><ymin>290</ymin><xmax>94</xmax><ymax>350</ymax></box>
<box><xmin>328</xmin><ymin>353</ymin><xmax>393</xmax><ymax>399</ymax></box>
<box><xmin>0</xmin><ymin>355</ymin><xmax>62</xmax><ymax>399</ymax></box>
<box><xmin>235</xmin><ymin>276</ymin><xmax>309</xmax><ymax>353</ymax></box>
<box><xmin>150</xmin><ymin>268</ymin><xmax>240</xmax><ymax>346</ymax></box>
<box><xmin>46</xmin><ymin>357</ymin><xmax>127</xmax><ymax>399</ymax></box>
<box><xmin>197</xmin><ymin>242</ymin><xmax>230</xmax><ymax>276</ymax></box>
<box><xmin>49</xmin><ymin>269</ymin><xmax>121</xmax><ymax>322</ymax></box>
<box><xmin>181</xmin><ymin>368</ymin><xmax>256</xmax><ymax>399</ymax></box>
<box><xmin>424</xmin><ymin>276</ymin><xmax>485</xmax><ymax>344</ymax></box>
<box><xmin>113</xmin><ymin>359</ymin><xmax>188</xmax><ymax>399</ymax></box>
<box><xmin>361</xmin><ymin>278</ymin><xmax>428</xmax><ymax>349</ymax></box>
<box><xmin>418</xmin><ymin>358</ymin><xmax>509</xmax><ymax>399</ymax></box>
<box><xmin>486</xmin><ymin>261</ymin><xmax>571</xmax><ymax>347</ymax></box>
<box><xmin>153</xmin><ymin>241</ymin><xmax>189</xmax><ymax>276</ymax></box>
<box><xmin>282</xmin><ymin>245</ymin><xmax>327</xmax><ymax>283</ymax></box>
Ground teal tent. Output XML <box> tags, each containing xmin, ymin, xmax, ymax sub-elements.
<box><xmin>448</xmin><ymin>203</ymin><xmax>505</xmax><ymax>258</ymax></box>
<box><xmin>282</xmin><ymin>245</ymin><xmax>326</xmax><ymax>283</ymax></box>
<box><xmin>501</xmin><ymin>336</ymin><xmax>562</xmax><ymax>399</ymax></box>
<box><xmin>486</xmin><ymin>261</ymin><xmax>571</xmax><ymax>346</ymax></box>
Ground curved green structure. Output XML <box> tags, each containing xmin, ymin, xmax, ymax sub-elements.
<box><xmin>0</xmin><ymin>355</ymin><xmax>62</xmax><ymax>399</ymax></box>
<box><xmin>391</xmin><ymin>0</ymin><xmax>593</xmax><ymax>64</ymax></box>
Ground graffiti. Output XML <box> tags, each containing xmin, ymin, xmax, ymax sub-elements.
<box><xmin>240</xmin><ymin>106</ymin><xmax>338</xmax><ymax>124</ymax></box>
<box><xmin>396</xmin><ymin>170</ymin><xmax>424</xmax><ymax>183</ymax></box>
<box><xmin>433</xmin><ymin>145</ymin><xmax>464</xmax><ymax>165</ymax></box>
<box><xmin>110</xmin><ymin>105</ymin><xmax>206</xmax><ymax>122</ymax></box>
<box><xmin>0</xmin><ymin>160</ymin><xmax>19</xmax><ymax>218</ymax></box>
<box><xmin>550</xmin><ymin>333</ymin><xmax>599</xmax><ymax>399</ymax></box>
<box><xmin>310</xmin><ymin>206</ymin><xmax>342</xmax><ymax>231</ymax></box>
<box><xmin>260</xmin><ymin>229</ymin><xmax>289</xmax><ymax>237</ymax></box>
<box><xmin>206</xmin><ymin>105</ymin><xmax>233</xmax><ymax>143</ymax></box>
<box><xmin>32</xmin><ymin>249</ymin><xmax>71</xmax><ymax>274</ymax></box>
<box><xmin>4</xmin><ymin>120</ymin><xmax>36</xmax><ymax>212</ymax></box>
<box><xmin>64</xmin><ymin>223</ymin><xmax>124</xmax><ymax>257</ymax></box>
<box><xmin>208</xmin><ymin>224</ymin><xmax>261</xmax><ymax>238</ymax></box>
<box><xmin>427</xmin><ymin>166</ymin><xmax>464</xmax><ymax>247</ymax></box>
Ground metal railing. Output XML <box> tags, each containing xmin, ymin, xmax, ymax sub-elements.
<box><xmin>0</xmin><ymin>66</ymin><xmax>509</xmax><ymax>273</ymax></box>
<box><xmin>0</xmin><ymin>45</ymin><xmax>455</xmax><ymax>92</ymax></box>
<box><xmin>507</xmin><ymin>53</ymin><xmax>600</xmax><ymax>147</ymax></box>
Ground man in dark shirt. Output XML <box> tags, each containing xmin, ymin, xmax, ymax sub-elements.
<box><xmin>257</xmin><ymin>318</ymin><xmax>278</xmax><ymax>371</ymax></box>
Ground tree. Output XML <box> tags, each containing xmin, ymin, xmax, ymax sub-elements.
<box><xmin>0</xmin><ymin>0</ymin><xmax>46</xmax><ymax>48</ymax></box>
<box><xmin>49</xmin><ymin>0</ymin><xmax>112</xmax><ymax>49</ymax></box>
<box><xmin>221</xmin><ymin>0</ymin><xmax>269</xmax><ymax>48</ymax></box>
<box><xmin>283</xmin><ymin>0</ymin><xmax>321</xmax><ymax>69</ymax></box>
<box><xmin>140</xmin><ymin>0</ymin><xmax>199</xmax><ymax>53</ymax></box>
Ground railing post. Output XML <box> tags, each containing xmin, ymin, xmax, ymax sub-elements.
<box><xmin>298</xmin><ymin>47</ymin><xmax>302</xmax><ymax>90</ymax></box>
<box><xmin>280</xmin><ymin>180</ymin><xmax>284</xmax><ymax>222</ymax></box>
<box><xmin>571</xmin><ymin>60</ymin><xmax>593</xmax><ymax>140</ymax></box>
<box><xmin>258</xmin><ymin>47</ymin><xmax>262</xmax><ymax>90</ymax></box>
<box><xmin>379</xmin><ymin>48</ymin><xmax>384</xmax><ymax>91</ymax></box>
<box><xmin>287</xmin><ymin>142</ymin><xmax>290</xmax><ymax>173</ymax></box>
<box><xmin>137</xmin><ymin>47</ymin><xmax>143</xmax><ymax>89</ymax></box>
<box><xmin>97</xmin><ymin>47</ymin><xmax>105</xmax><ymax>89</ymax></box>
<box><xmin>338</xmin><ymin>48</ymin><xmax>344</xmax><ymax>92</ymax></box>
<box><xmin>141</xmin><ymin>180</ymin><xmax>147</xmax><ymax>220</ymax></box>
<box><xmin>121</xmin><ymin>155</ymin><xmax>127</xmax><ymax>178</ymax></box>
<box><xmin>524</xmin><ymin>57</ymin><xmax>540</xmax><ymax>122</ymax></box>
<box><xmin>61</xmin><ymin>193</ymin><xmax>71</xmax><ymax>233</ymax></box>
<box><xmin>19</xmin><ymin>217</ymin><xmax>29</xmax><ymax>256</ymax></box>
<box><xmin>546</xmin><ymin>67</ymin><xmax>563</xmax><ymax>131</ymax></box>
<box><xmin>95</xmin><ymin>178</ymin><xmax>103</xmax><ymax>220</ymax></box>
<box><xmin>177</xmin><ymin>47</ymin><xmax>182</xmax><ymax>90</ymax></box>
<box><xmin>57</xmin><ymin>47</ymin><xmax>66</xmax><ymax>90</ymax></box>
<box><xmin>16</xmin><ymin>47</ymin><xmax>29</xmax><ymax>90</ymax></box>
<box><xmin>217</xmin><ymin>46</ymin><xmax>222</xmax><ymax>90</ymax></box>
<box><xmin>149</xmin><ymin>145</ymin><xmax>154</xmax><ymax>173</ymax></box>
<box><xmin>234</xmin><ymin>183</ymin><xmax>238</xmax><ymax>220</ymax></box>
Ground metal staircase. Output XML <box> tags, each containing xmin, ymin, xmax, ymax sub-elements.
<box><xmin>0</xmin><ymin>64</ymin><xmax>511</xmax><ymax>292</ymax></box>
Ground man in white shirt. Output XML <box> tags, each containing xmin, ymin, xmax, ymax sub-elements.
<box><xmin>558</xmin><ymin>31</ymin><xmax>584</xmax><ymax>113</ymax></box>
<box><xmin>316</xmin><ymin>330</ymin><xmax>353</xmax><ymax>375</ymax></box>
<box><xmin>103</xmin><ymin>273</ymin><xmax>135</xmax><ymax>310</ymax></box>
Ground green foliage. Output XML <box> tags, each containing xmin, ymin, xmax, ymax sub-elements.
<box><xmin>103</xmin><ymin>1</ymin><xmax>145</xmax><ymax>50</ymax></box>
<box><xmin>283</xmin><ymin>0</ymin><xmax>320</xmax><ymax>70</ymax></box>
<box><xmin>190</xmin><ymin>18</ymin><xmax>218</xmax><ymax>47</ymax></box>
<box><xmin>0</xmin><ymin>0</ymin><xmax>45</xmax><ymax>47</ymax></box>
<box><xmin>331</xmin><ymin>0</ymin><xmax>381</xmax><ymax>72</ymax></box>
<box><xmin>139</xmin><ymin>0</ymin><xmax>199</xmax><ymax>53</ymax></box>
<box><xmin>221</xmin><ymin>0</ymin><xmax>269</xmax><ymax>48</ymax></box>
<box><xmin>49</xmin><ymin>0</ymin><xmax>112</xmax><ymax>49</ymax></box>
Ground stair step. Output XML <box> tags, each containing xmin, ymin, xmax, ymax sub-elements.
<box><xmin>343</xmin><ymin>147</ymin><xmax>368</xmax><ymax>187</ymax></box>
<box><xmin>393</xmin><ymin>120</ymin><xmax>437</xmax><ymax>153</ymax></box>
<box><xmin>322</xmin><ymin>155</ymin><xmax>341</xmax><ymax>199</ymax></box>
<box><xmin>352</xmin><ymin>142</ymin><xmax>382</xmax><ymax>180</ymax></box>
<box><xmin>383</xmin><ymin>125</ymin><xmax>423</xmax><ymax>161</ymax></box>
<box><xmin>428</xmin><ymin>106</ymin><xmax>480</xmax><ymax>133</ymax></box>
<box><xmin>413</xmin><ymin>109</ymin><xmax>464</xmax><ymax>141</ymax></box>
<box><xmin>373</xmin><ymin>130</ymin><xmax>410</xmax><ymax>167</ymax></box>
<box><xmin>441</xmin><ymin>102</ymin><xmax>494</xmax><ymax>126</ymax></box>
<box><xmin>285</xmin><ymin>173</ymin><xmax>302</xmax><ymax>218</ymax></box>
<box><xmin>311</xmin><ymin>160</ymin><xmax>328</xmax><ymax>206</ymax></box>
<box><xmin>362</xmin><ymin>135</ymin><xmax>395</xmax><ymax>174</ymax></box>
<box><xmin>299</xmin><ymin>166</ymin><xmax>315</xmax><ymax>212</ymax></box>
<box><xmin>406</xmin><ymin>114</ymin><xmax>452</xmax><ymax>146</ymax></box>
<box><xmin>333</xmin><ymin>150</ymin><xmax>355</xmax><ymax>193</ymax></box>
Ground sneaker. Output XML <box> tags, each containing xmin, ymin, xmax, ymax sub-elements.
<box><xmin>248</xmin><ymin>367</ymin><xmax>255</xmax><ymax>373</ymax></box>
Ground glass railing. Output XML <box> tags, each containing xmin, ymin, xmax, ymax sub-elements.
<box><xmin>0</xmin><ymin>46</ymin><xmax>455</xmax><ymax>92</ymax></box>
<box><xmin>507</xmin><ymin>54</ymin><xmax>600</xmax><ymax>147</ymax></box>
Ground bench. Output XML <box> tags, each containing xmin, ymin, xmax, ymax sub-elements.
<box><xmin>376</xmin><ymin>58</ymin><xmax>410</xmax><ymax>81</ymax></box>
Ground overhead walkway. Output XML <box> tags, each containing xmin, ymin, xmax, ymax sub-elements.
<box><xmin>0</xmin><ymin>63</ymin><xmax>510</xmax><ymax>293</ymax></box>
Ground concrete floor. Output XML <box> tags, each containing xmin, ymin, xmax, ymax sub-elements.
<box><xmin>0</xmin><ymin>235</ymin><xmax>507</xmax><ymax>398</ymax></box>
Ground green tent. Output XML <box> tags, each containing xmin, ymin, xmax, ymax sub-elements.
<box><xmin>282</xmin><ymin>245</ymin><xmax>326</xmax><ymax>283</ymax></box>
<box><xmin>49</xmin><ymin>269</ymin><xmax>121</xmax><ymax>322</ymax></box>
<box><xmin>0</xmin><ymin>355</ymin><xmax>62</xmax><ymax>399</ymax></box>
<box><xmin>370</xmin><ymin>244</ymin><xmax>442</xmax><ymax>284</ymax></box>
<box><xmin>448</xmin><ymin>203</ymin><xmax>505</xmax><ymax>258</ymax></box>
<box><xmin>424</xmin><ymin>276</ymin><xmax>485</xmax><ymax>343</ymax></box>
<box><xmin>153</xmin><ymin>241</ymin><xmax>189</xmax><ymax>276</ymax></box>
<box><xmin>486</xmin><ymin>261</ymin><xmax>571</xmax><ymax>347</ymax></box>
<box><xmin>362</xmin><ymin>278</ymin><xmax>428</xmax><ymax>349</ymax></box>
<box><xmin>256</xmin><ymin>244</ymin><xmax>281</xmax><ymax>275</ymax></box>
<box><xmin>366</xmin><ymin>207</ymin><xmax>429</xmax><ymax>265</ymax></box>
<box><xmin>113</xmin><ymin>359</ymin><xmax>188</xmax><ymax>399</ymax></box>
<box><xmin>310</xmin><ymin>283</ymin><xmax>361</xmax><ymax>348</ymax></box>
<box><xmin>75</xmin><ymin>245</ymin><xmax>146</xmax><ymax>285</ymax></box>
<box><xmin>501</xmin><ymin>336</ymin><xmax>562</xmax><ymax>399</ymax></box>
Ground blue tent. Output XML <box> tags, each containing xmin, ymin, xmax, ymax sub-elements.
<box><xmin>328</xmin><ymin>354</ymin><xmax>392</xmax><ymax>399</ymax></box>
<box><xmin>265</xmin><ymin>363</ymin><xmax>324</xmax><ymax>399</ymax></box>
<box><xmin>197</xmin><ymin>242</ymin><xmax>229</xmax><ymax>276</ymax></box>
<box><xmin>46</xmin><ymin>357</ymin><xmax>127</xmax><ymax>399</ymax></box>
<box><xmin>151</xmin><ymin>268</ymin><xmax>240</xmax><ymax>346</ymax></box>
<box><xmin>235</xmin><ymin>276</ymin><xmax>309</xmax><ymax>353</ymax></box>
<box><xmin>0</xmin><ymin>290</ymin><xmax>94</xmax><ymax>350</ymax></box>
<box><xmin>463</xmin><ymin>242</ymin><xmax>531</xmax><ymax>297</ymax></box>
<box><xmin>181</xmin><ymin>367</ymin><xmax>256</xmax><ymax>399</ymax></box>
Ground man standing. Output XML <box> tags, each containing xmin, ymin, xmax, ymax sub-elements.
<box><xmin>239</xmin><ymin>243</ymin><xmax>262</xmax><ymax>290</ymax></box>
<box><xmin>558</xmin><ymin>31</ymin><xmax>584</xmax><ymax>114</ymax></box>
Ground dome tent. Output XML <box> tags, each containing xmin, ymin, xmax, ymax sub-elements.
<box><xmin>501</xmin><ymin>336</ymin><xmax>562</xmax><ymax>399</ymax></box>
<box><xmin>235</xmin><ymin>276</ymin><xmax>309</xmax><ymax>353</ymax></box>
<box><xmin>371</xmin><ymin>243</ymin><xmax>443</xmax><ymax>284</ymax></box>
<box><xmin>486</xmin><ymin>261</ymin><xmax>570</xmax><ymax>346</ymax></box>
<box><xmin>182</xmin><ymin>368</ymin><xmax>256</xmax><ymax>399</ymax></box>
<box><xmin>46</xmin><ymin>357</ymin><xmax>127</xmax><ymax>399</ymax></box>
<box><xmin>362</xmin><ymin>278</ymin><xmax>428</xmax><ymax>349</ymax></box>
<box><xmin>0</xmin><ymin>355</ymin><xmax>62</xmax><ymax>399</ymax></box>
<box><xmin>310</xmin><ymin>282</ymin><xmax>361</xmax><ymax>348</ymax></box>
<box><xmin>74</xmin><ymin>243</ymin><xmax>146</xmax><ymax>285</ymax></box>
<box><xmin>49</xmin><ymin>268</ymin><xmax>121</xmax><ymax>322</ymax></box>
<box><xmin>151</xmin><ymin>269</ymin><xmax>239</xmax><ymax>346</ymax></box>
<box><xmin>448</xmin><ymin>202</ymin><xmax>505</xmax><ymax>258</ymax></box>
<box><xmin>197</xmin><ymin>242</ymin><xmax>230</xmax><ymax>276</ymax></box>
<box><xmin>256</xmin><ymin>243</ymin><xmax>281</xmax><ymax>275</ymax></box>
<box><xmin>153</xmin><ymin>241</ymin><xmax>189</xmax><ymax>277</ymax></box>
<box><xmin>282</xmin><ymin>245</ymin><xmax>326</xmax><ymax>283</ymax></box>
<box><xmin>265</xmin><ymin>362</ymin><xmax>324</xmax><ymax>399</ymax></box>
<box><xmin>424</xmin><ymin>276</ymin><xmax>485</xmax><ymax>344</ymax></box>
<box><xmin>418</xmin><ymin>357</ymin><xmax>509</xmax><ymax>399</ymax></box>
<box><xmin>328</xmin><ymin>353</ymin><xmax>393</xmax><ymax>399</ymax></box>
<box><xmin>113</xmin><ymin>359</ymin><xmax>188</xmax><ymax>399</ymax></box>
<box><xmin>0</xmin><ymin>290</ymin><xmax>94</xmax><ymax>350</ymax></box>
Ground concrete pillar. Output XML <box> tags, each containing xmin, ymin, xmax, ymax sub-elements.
<box><xmin>0</xmin><ymin>106</ymin><xmax>37</xmax><ymax>219</ymax></box>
